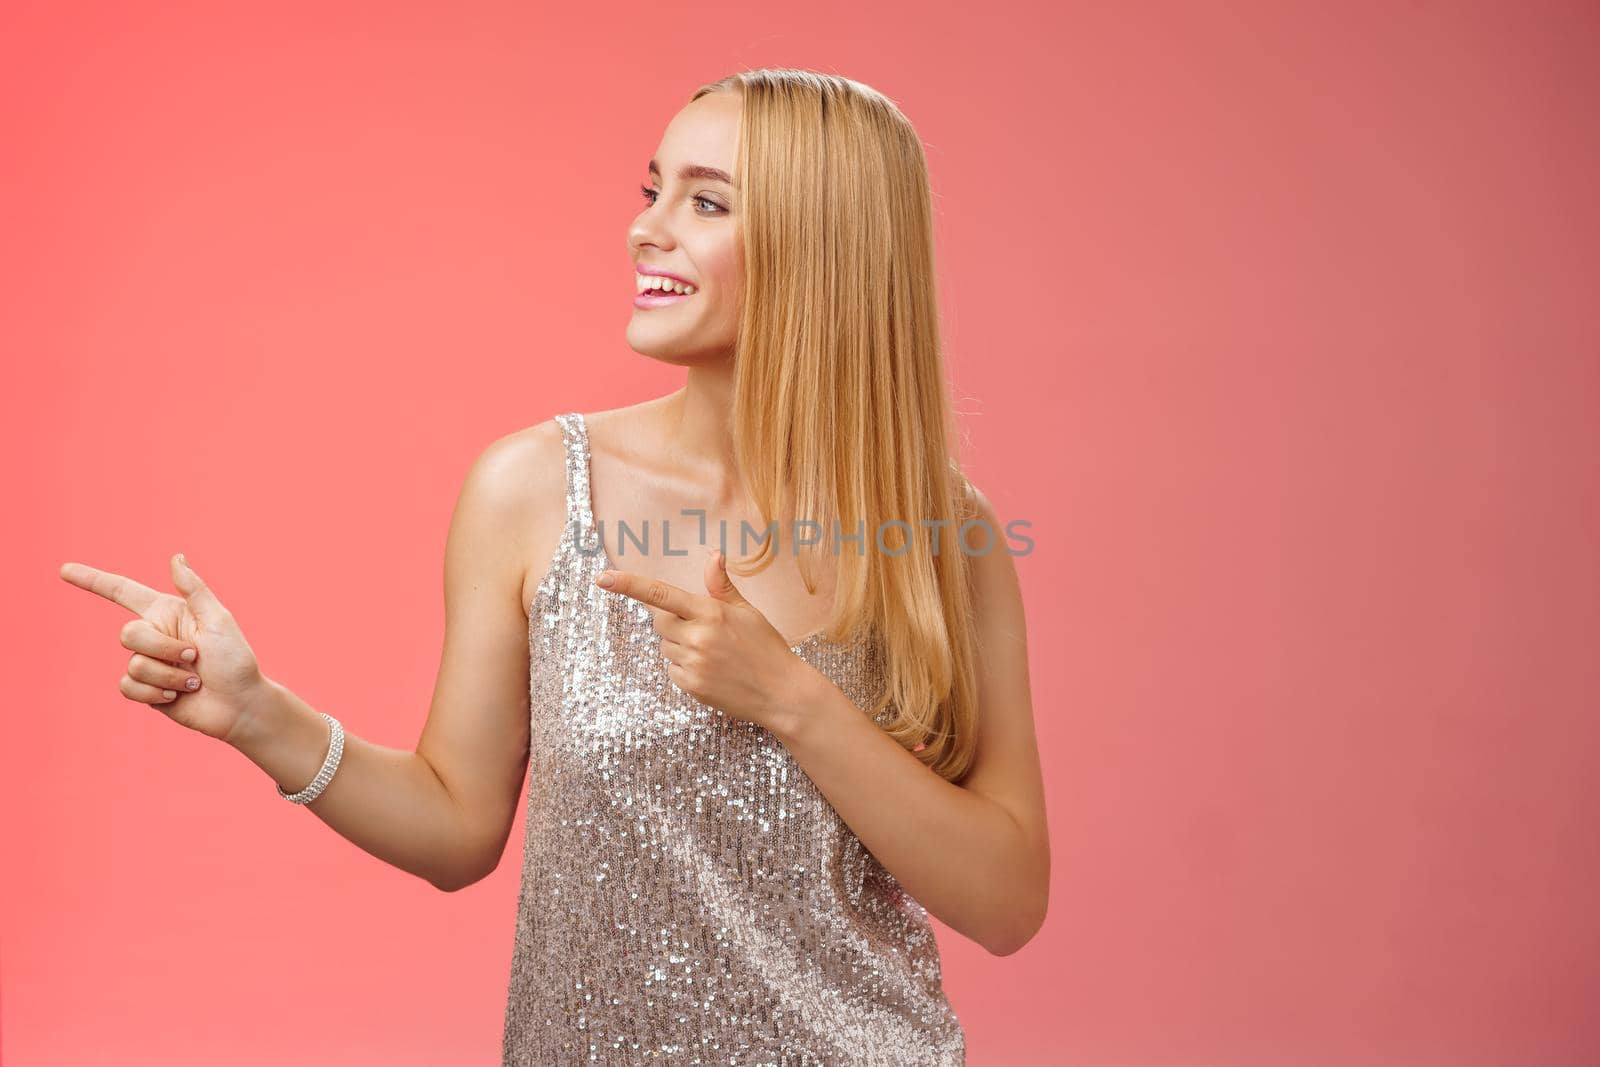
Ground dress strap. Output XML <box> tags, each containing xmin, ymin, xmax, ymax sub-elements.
<box><xmin>554</xmin><ymin>411</ymin><xmax>596</xmax><ymax>531</ymax></box>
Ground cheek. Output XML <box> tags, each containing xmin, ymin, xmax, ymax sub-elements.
<box><xmin>704</xmin><ymin>245</ymin><xmax>741</xmax><ymax>297</ymax></box>
<box><xmin>714</xmin><ymin>275</ymin><xmax>740</xmax><ymax>305</ymax></box>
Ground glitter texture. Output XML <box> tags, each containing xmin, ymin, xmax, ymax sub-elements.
<box><xmin>502</xmin><ymin>412</ymin><xmax>966</xmax><ymax>1065</ymax></box>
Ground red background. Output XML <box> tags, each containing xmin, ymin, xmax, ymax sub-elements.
<box><xmin>5</xmin><ymin>1</ymin><xmax>1598</xmax><ymax>1064</ymax></box>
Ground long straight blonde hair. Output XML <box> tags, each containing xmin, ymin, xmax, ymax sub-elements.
<box><xmin>691</xmin><ymin>69</ymin><xmax>981</xmax><ymax>784</ymax></box>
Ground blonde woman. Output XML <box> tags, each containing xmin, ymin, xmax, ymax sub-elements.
<box><xmin>60</xmin><ymin>68</ymin><xmax>1050</xmax><ymax>1065</ymax></box>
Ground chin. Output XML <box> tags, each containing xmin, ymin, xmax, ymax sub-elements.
<box><xmin>624</xmin><ymin>323</ymin><xmax>734</xmax><ymax>367</ymax></box>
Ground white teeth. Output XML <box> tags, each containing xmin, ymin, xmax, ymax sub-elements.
<box><xmin>636</xmin><ymin>273</ymin><xmax>696</xmax><ymax>296</ymax></box>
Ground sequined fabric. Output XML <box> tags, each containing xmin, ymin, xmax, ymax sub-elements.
<box><xmin>501</xmin><ymin>412</ymin><xmax>966</xmax><ymax>1066</ymax></box>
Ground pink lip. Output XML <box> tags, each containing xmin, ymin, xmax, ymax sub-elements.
<box><xmin>635</xmin><ymin>263</ymin><xmax>696</xmax><ymax>287</ymax></box>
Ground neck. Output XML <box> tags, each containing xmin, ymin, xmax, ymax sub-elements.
<box><xmin>662</xmin><ymin>363</ymin><xmax>744</xmax><ymax>508</ymax></box>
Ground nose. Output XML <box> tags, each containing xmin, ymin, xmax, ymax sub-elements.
<box><xmin>628</xmin><ymin>204</ymin><xmax>675</xmax><ymax>257</ymax></box>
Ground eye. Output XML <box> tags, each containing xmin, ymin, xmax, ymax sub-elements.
<box><xmin>638</xmin><ymin>185</ymin><xmax>726</xmax><ymax>215</ymax></box>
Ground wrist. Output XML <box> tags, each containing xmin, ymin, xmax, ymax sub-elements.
<box><xmin>765</xmin><ymin>658</ymin><xmax>832</xmax><ymax>748</ymax></box>
<box><xmin>224</xmin><ymin>674</ymin><xmax>284</xmax><ymax>753</ymax></box>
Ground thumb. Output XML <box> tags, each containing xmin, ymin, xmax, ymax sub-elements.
<box><xmin>704</xmin><ymin>550</ymin><xmax>749</xmax><ymax>605</ymax></box>
<box><xmin>170</xmin><ymin>552</ymin><xmax>230</xmax><ymax>623</ymax></box>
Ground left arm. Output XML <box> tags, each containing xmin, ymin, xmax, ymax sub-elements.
<box><xmin>768</xmin><ymin>491</ymin><xmax>1050</xmax><ymax>957</ymax></box>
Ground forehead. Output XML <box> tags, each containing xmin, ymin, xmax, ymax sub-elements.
<box><xmin>652</xmin><ymin>93</ymin><xmax>741</xmax><ymax>180</ymax></box>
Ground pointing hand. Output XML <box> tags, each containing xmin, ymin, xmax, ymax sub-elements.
<box><xmin>596</xmin><ymin>550</ymin><xmax>819</xmax><ymax>729</ymax></box>
<box><xmin>59</xmin><ymin>553</ymin><xmax>270</xmax><ymax>744</ymax></box>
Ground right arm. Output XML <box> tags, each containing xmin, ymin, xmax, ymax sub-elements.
<box><xmin>225</xmin><ymin>421</ymin><xmax>568</xmax><ymax>892</ymax></box>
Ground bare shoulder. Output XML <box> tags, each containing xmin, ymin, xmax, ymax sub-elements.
<box><xmin>463</xmin><ymin>418</ymin><xmax>565</xmax><ymax>525</ymax></box>
<box><xmin>960</xmin><ymin>479</ymin><xmax>1025</xmax><ymax>619</ymax></box>
<box><xmin>448</xmin><ymin>418</ymin><xmax>568</xmax><ymax>614</ymax></box>
<box><xmin>486</xmin><ymin>398</ymin><xmax>678</xmax><ymax>608</ymax></box>
<box><xmin>474</xmin><ymin>417</ymin><xmax>563</xmax><ymax>493</ymax></box>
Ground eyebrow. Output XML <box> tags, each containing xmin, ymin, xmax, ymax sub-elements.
<box><xmin>648</xmin><ymin>159</ymin><xmax>736</xmax><ymax>186</ymax></box>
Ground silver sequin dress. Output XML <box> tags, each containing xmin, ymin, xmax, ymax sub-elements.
<box><xmin>501</xmin><ymin>412</ymin><xmax>967</xmax><ymax>1066</ymax></box>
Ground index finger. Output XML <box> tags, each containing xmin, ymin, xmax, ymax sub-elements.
<box><xmin>58</xmin><ymin>561</ymin><xmax>163</xmax><ymax>615</ymax></box>
<box><xmin>597</xmin><ymin>569</ymin><xmax>706</xmax><ymax>623</ymax></box>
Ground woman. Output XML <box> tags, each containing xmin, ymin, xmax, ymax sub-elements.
<box><xmin>60</xmin><ymin>68</ymin><xmax>1050</xmax><ymax>1065</ymax></box>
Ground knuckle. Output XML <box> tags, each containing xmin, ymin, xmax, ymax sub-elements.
<box><xmin>119</xmin><ymin>619</ymin><xmax>141</xmax><ymax>645</ymax></box>
<box><xmin>644</xmin><ymin>579</ymin><xmax>670</xmax><ymax>606</ymax></box>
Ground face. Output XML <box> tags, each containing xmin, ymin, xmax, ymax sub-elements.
<box><xmin>625</xmin><ymin>91</ymin><xmax>742</xmax><ymax>366</ymax></box>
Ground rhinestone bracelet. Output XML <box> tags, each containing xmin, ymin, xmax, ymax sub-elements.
<box><xmin>277</xmin><ymin>712</ymin><xmax>345</xmax><ymax>805</ymax></box>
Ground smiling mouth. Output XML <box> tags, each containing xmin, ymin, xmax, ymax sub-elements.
<box><xmin>633</xmin><ymin>289</ymin><xmax>695</xmax><ymax>308</ymax></box>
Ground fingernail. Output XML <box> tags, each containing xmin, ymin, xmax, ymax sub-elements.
<box><xmin>597</xmin><ymin>571</ymin><xmax>614</xmax><ymax>588</ymax></box>
<box><xmin>185</xmin><ymin>677</ymin><xmax>200</xmax><ymax>690</ymax></box>
<box><xmin>163</xmin><ymin>690</ymin><xmax>177</xmax><ymax>700</ymax></box>
<box><xmin>181</xmin><ymin>648</ymin><xmax>197</xmax><ymax>662</ymax></box>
